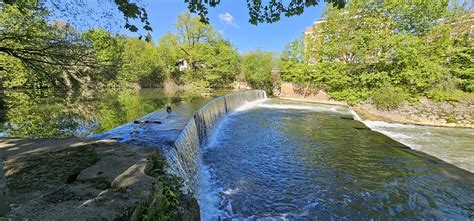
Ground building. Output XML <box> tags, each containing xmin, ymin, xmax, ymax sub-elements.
<box><xmin>178</xmin><ymin>59</ymin><xmax>189</xmax><ymax>72</ymax></box>
<box><xmin>303</xmin><ymin>19</ymin><xmax>326</xmax><ymax>63</ymax></box>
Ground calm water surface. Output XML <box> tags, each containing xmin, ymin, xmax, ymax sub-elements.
<box><xmin>198</xmin><ymin>99</ymin><xmax>474</xmax><ymax>220</ymax></box>
<box><xmin>0</xmin><ymin>88</ymin><xmax>210</xmax><ymax>138</ymax></box>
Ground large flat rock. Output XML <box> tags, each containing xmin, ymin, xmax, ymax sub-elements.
<box><xmin>0</xmin><ymin>138</ymin><xmax>160</xmax><ymax>220</ymax></box>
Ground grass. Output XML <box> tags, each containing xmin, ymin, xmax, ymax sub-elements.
<box><xmin>445</xmin><ymin>113</ymin><xmax>458</xmax><ymax>124</ymax></box>
<box><xmin>130</xmin><ymin>154</ymin><xmax>194</xmax><ymax>221</ymax></box>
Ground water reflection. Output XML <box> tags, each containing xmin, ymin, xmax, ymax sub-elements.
<box><xmin>0</xmin><ymin>89</ymin><xmax>203</xmax><ymax>138</ymax></box>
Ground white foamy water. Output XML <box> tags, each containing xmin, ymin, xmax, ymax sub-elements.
<box><xmin>258</xmin><ymin>103</ymin><xmax>347</xmax><ymax>113</ymax></box>
<box><xmin>198</xmin><ymin>99</ymin><xmax>353</xmax><ymax>220</ymax></box>
<box><xmin>254</xmin><ymin>101</ymin><xmax>351</xmax><ymax>116</ymax></box>
<box><xmin>234</xmin><ymin>98</ymin><xmax>269</xmax><ymax>112</ymax></box>
<box><xmin>197</xmin><ymin>98</ymin><xmax>474</xmax><ymax>220</ymax></box>
<box><xmin>361</xmin><ymin>119</ymin><xmax>474</xmax><ymax>173</ymax></box>
<box><xmin>198</xmin><ymin>98</ymin><xmax>269</xmax><ymax>220</ymax></box>
<box><xmin>349</xmin><ymin>109</ymin><xmax>363</xmax><ymax>121</ymax></box>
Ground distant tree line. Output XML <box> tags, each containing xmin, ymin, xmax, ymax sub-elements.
<box><xmin>0</xmin><ymin>1</ymin><xmax>276</xmax><ymax>92</ymax></box>
<box><xmin>280</xmin><ymin>0</ymin><xmax>473</xmax><ymax>109</ymax></box>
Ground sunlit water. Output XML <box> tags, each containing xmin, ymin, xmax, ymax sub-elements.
<box><xmin>363</xmin><ymin>120</ymin><xmax>474</xmax><ymax>173</ymax></box>
<box><xmin>198</xmin><ymin>99</ymin><xmax>474</xmax><ymax>220</ymax></box>
<box><xmin>0</xmin><ymin>89</ymin><xmax>212</xmax><ymax>138</ymax></box>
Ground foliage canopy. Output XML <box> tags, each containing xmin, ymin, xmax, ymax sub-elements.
<box><xmin>280</xmin><ymin>0</ymin><xmax>473</xmax><ymax>107</ymax></box>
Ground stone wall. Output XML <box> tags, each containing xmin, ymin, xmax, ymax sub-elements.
<box><xmin>278</xmin><ymin>83</ymin><xmax>347</xmax><ymax>106</ymax></box>
<box><xmin>355</xmin><ymin>98</ymin><xmax>473</xmax><ymax>128</ymax></box>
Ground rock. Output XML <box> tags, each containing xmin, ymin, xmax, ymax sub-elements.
<box><xmin>111</xmin><ymin>159</ymin><xmax>158</xmax><ymax>195</ymax></box>
<box><xmin>0</xmin><ymin>138</ymin><xmax>161</xmax><ymax>220</ymax></box>
<box><xmin>0</xmin><ymin>159</ymin><xmax>9</xmax><ymax>216</ymax></box>
<box><xmin>77</xmin><ymin>142</ymin><xmax>156</xmax><ymax>188</ymax></box>
<box><xmin>77</xmin><ymin>156</ymin><xmax>135</xmax><ymax>188</ymax></box>
<box><xmin>353</xmin><ymin>98</ymin><xmax>473</xmax><ymax>128</ymax></box>
<box><xmin>340</xmin><ymin>114</ymin><xmax>355</xmax><ymax>120</ymax></box>
<box><xmin>174</xmin><ymin>195</ymin><xmax>200</xmax><ymax>221</ymax></box>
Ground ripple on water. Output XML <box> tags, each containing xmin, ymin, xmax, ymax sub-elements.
<box><xmin>198</xmin><ymin>99</ymin><xmax>474</xmax><ymax>220</ymax></box>
<box><xmin>364</xmin><ymin>120</ymin><xmax>474</xmax><ymax>173</ymax></box>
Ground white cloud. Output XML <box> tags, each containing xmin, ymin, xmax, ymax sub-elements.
<box><xmin>218</xmin><ymin>12</ymin><xmax>239</xmax><ymax>28</ymax></box>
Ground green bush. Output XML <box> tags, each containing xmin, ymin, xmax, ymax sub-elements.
<box><xmin>328</xmin><ymin>89</ymin><xmax>369</xmax><ymax>105</ymax></box>
<box><xmin>119</xmin><ymin>38</ymin><xmax>164</xmax><ymax>87</ymax></box>
<box><xmin>241</xmin><ymin>50</ymin><xmax>277</xmax><ymax>95</ymax></box>
<box><xmin>131</xmin><ymin>154</ymin><xmax>196</xmax><ymax>221</ymax></box>
<box><xmin>371</xmin><ymin>86</ymin><xmax>408</xmax><ymax>110</ymax></box>
<box><xmin>427</xmin><ymin>89</ymin><xmax>474</xmax><ymax>103</ymax></box>
<box><xmin>446</xmin><ymin>113</ymin><xmax>457</xmax><ymax>124</ymax></box>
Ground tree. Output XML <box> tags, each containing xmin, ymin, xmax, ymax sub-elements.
<box><xmin>167</xmin><ymin>12</ymin><xmax>239</xmax><ymax>89</ymax></box>
<box><xmin>4</xmin><ymin>0</ymin><xmax>346</xmax><ymax>34</ymax></box>
<box><xmin>175</xmin><ymin>12</ymin><xmax>219</xmax><ymax>47</ymax></box>
<box><xmin>241</xmin><ymin>50</ymin><xmax>276</xmax><ymax>94</ymax></box>
<box><xmin>157</xmin><ymin>33</ymin><xmax>181</xmax><ymax>82</ymax></box>
<box><xmin>119</xmin><ymin>38</ymin><xmax>164</xmax><ymax>87</ymax></box>
<box><xmin>281</xmin><ymin>0</ymin><xmax>473</xmax><ymax>106</ymax></box>
<box><xmin>2</xmin><ymin>0</ymin><xmax>152</xmax><ymax>34</ymax></box>
<box><xmin>195</xmin><ymin>40</ymin><xmax>240</xmax><ymax>88</ymax></box>
<box><xmin>184</xmin><ymin>0</ymin><xmax>345</xmax><ymax>24</ymax></box>
<box><xmin>1</xmin><ymin>0</ymin><xmax>346</xmax><ymax>88</ymax></box>
<box><xmin>0</xmin><ymin>3</ymin><xmax>95</xmax><ymax>89</ymax></box>
<box><xmin>81</xmin><ymin>28</ymin><xmax>124</xmax><ymax>83</ymax></box>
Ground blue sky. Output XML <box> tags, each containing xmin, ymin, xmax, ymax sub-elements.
<box><xmin>133</xmin><ymin>1</ymin><xmax>327</xmax><ymax>53</ymax></box>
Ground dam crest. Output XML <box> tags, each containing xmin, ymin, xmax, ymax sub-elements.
<box><xmin>164</xmin><ymin>90</ymin><xmax>267</xmax><ymax>190</ymax></box>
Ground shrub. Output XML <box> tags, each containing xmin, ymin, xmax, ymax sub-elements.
<box><xmin>131</xmin><ymin>154</ymin><xmax>193</xmax><ymax>221</ymax></box>
<box><xmin>241</xmin><ymin>50</ymin><xmax>277</xmax><ymax>95</ymax></box>
<box><xmin>328</xmin><ymin>89</ymin><xmax>369</xmax><ymax>105</ymax></box>
<box><xmin>427</xmin><ymin>89</ymin><xmax>474</xmax><ymax>103</ymax></box>
<box><xmin>371</xmin><ymin>86</ymin><xmax>408</xmax><ymax>110</ymax></box>
<box><xmin>446</xmin><ymin>113</ymin><xmax>457</xmax><ymax>124</ymax></box>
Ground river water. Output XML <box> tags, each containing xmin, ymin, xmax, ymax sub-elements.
<box><xmin>2</xmin><ymin>90</ymin><xmax>473</xmax><ymax>219</ymax></box>
<box><xmin>198</xmin><ymin>99</ymin><xmax>474</xmax><ymax>220</ymax></box>
<box><xmin>0</xmin><ymin>89</ymin><xmax>211</xmax><ymax>138</ymax></box>
<box><xmin>363</xmin><ymin>120</ymin><xmax>474</xmax><ymax>173</ymax></box>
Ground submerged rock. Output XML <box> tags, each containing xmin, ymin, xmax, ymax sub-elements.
<box><xmin>133</xmin><ymin>120</ymin><xmax>162</xmax><ymax>124</ymax></box>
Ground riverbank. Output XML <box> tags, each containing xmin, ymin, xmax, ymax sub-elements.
<box><xmin>0</xmin><ymin>138</ymin><xmax>199</xmax><ymax>220</ymax></box>
<box><xmin>278</xmin><ymin>85</ymin><xmax>473</xmax><ymax>128</ymax></box>
<box><xmin>353</xmin><ymin>98</ymin><xmax>473</xmax><ymax>128</ymax></box>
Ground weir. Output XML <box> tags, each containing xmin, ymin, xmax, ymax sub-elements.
<box><xmin>196</xmin><ymin>99</ymin><xmax>474</xmax><ymax>219</ymax></box>
<box><xmin>163</xmin><ymin>90</ymin><xmax>267</xmax><ymax>190</ymax></box>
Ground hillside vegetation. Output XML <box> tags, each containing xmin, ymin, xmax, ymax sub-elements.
<box><xmin>280</xmin><ymin>0</ymin><xmax>473</xmax><ymax>109</ymax></box>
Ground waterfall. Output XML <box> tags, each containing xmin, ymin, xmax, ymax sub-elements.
<box><xmin>164</xmin><ymin>90</ymin><xmax>267</xmax><ymax>191</ymax></box>
<box><xmin>349</xmin><ymin>108</ymin><xmax>363</xmax><ymax>122</ymax></box>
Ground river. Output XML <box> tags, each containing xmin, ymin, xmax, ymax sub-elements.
<box><xmin>363</xmin><ymin>120</ymin><xmax>474</xmax><ymax>173</ymax></box>
<box><xmin>0</xmin><ymin>88</ymin><xmax>211</xmax><ymax>138</ymax></box>
<box><xmin>1</xmin><ymin>90</ymin><xmax>473</xmax><ymax>219</ymax></box>
<box><xmin>198</xmin><ymin>98</ymin><xmax>474</xmax><ymax>219</ymax></box>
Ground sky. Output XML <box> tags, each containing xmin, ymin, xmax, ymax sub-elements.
<box><xmin>129</xmin><ymin>0</ymin><xmax>327</xmax><ymax>53</ymax></box>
